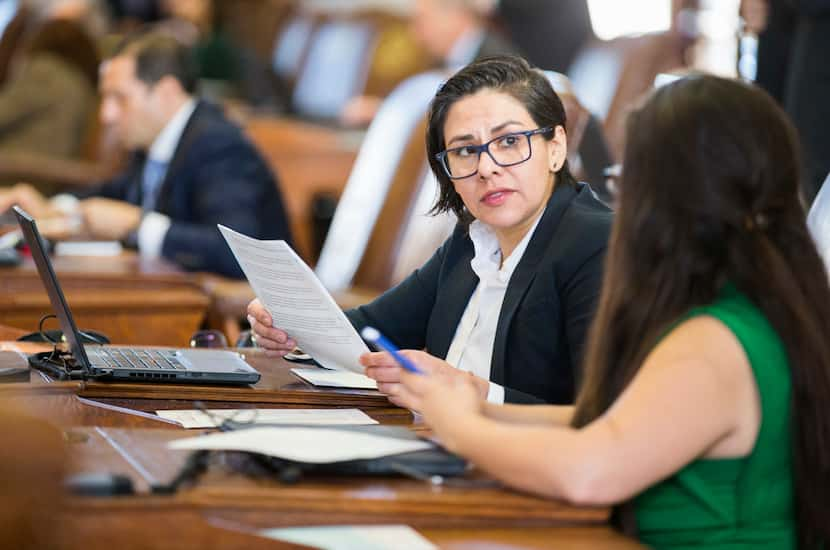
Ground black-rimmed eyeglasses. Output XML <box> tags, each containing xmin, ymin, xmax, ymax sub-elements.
<box><xmin>435</xmin><ymin>126</ymin><xmax>553</xmax><ymax>179</ymax></box>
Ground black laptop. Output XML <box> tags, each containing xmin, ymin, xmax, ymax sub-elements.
<box><xmin>14</xmin><ymin>206</ymin><xmax>260</xmax><ymax>385</ymax></box>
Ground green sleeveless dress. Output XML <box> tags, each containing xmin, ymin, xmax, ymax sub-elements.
<box><xmin>634</xmin><ymin>285</ymin><xmax>795</xmax><ymax>549</ymax></box>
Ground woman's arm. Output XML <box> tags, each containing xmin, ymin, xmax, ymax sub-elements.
<box><xmin>406</xmin><ymin>315</ymin><xmax>759</xmax><ymax>505</ymax></box>
<box><xmin>481</xmin><ymin>402</ymin><xmax>574</xmax><ymax>426</ymax></box>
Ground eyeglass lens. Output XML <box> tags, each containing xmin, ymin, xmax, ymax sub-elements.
<box><xmin>445</xmin><ymin>133</ymin><xmax>532</xmax><ymax>178</ymax></box>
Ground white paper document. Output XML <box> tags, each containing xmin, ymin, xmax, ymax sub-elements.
<box><xmin>259</xmin><ymin>525</ymin><xmax>437</xmax><ymax>550</ymax></box>
<box><xmin>291</xmin><ymin>367</ymin><xmax>378</xmax><ymax>390</ymax></box>
<box><xmin>168</xmin><ymin>426</ymin><xmax>432</xmax><ymax>463</ymax></box>
<box><xmin>54</xmin><ymin>241</ymin><xmax>123</xmax><ymax>256</ymax></box>
<box><xmin>218</xmin><ymin>225</ymin><xmax>369</xmax><ymax>373</ymax></box>
<box><xmin>155</xmin><ymin>408</ymin><xmax>378</xmax><ymax>429</ymax></box>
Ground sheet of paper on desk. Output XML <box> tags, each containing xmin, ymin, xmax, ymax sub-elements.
<box><xmin>259</xmin><ymin>525</ymin><xmax>437</xmax><ymax>550</ymax></box>
<box><xmin>291</xmin><ymin>367</ymin><xmax>378</xmax><ymax>389</ymax></box>
<box><xmin>155</xmin><ymin>408</ymin><xmax>378</xmax><ymax>429</ymax></box>
<box><xmin>218</xmin><ymin>225</ymin><xmax>369</xmax><ymax>374</ymax></box>
<box><xmin>169</xmin><ymin>426</ymin><xmax>432</xmax><ymax>463</ymax></box>
<box><xmin>54</xmin><ymin>241</ymin><xmax>123</xmax><ymax>256</ymax></box>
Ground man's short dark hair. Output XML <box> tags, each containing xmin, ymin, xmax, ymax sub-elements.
<box><xmin>113</xmin><ymin>32</ymin><xmax>198</xmax><ymax>94</ymax></box>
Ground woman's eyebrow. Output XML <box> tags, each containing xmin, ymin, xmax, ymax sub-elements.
<box><xmin>446</xmin><ymin>120</ymin><xmax>525</xmax><ymax>147</ymax></box>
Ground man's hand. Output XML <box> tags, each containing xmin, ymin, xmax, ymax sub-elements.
<box><xmin>0</xmin><ymin>183</ymin><xmax>58</xmax><ymax>218</ymax></box>
<box><xmin>80</xmin><ymin>198</ymin><xmax>142</xmax><ymax>240</ymax></box>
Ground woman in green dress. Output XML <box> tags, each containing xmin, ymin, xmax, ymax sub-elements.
<box><xmin>375</xmin><ymin>75</ymin><xmax>830</xmax><ymax>548</ymax></box>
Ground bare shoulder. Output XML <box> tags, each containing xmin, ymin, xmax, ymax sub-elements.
<box><xmin>644</xmin><ymin>314</ymin><xmax>754</xmax><ymax>399</ymax></box>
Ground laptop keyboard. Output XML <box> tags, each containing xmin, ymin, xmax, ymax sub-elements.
<box><xmin>85</xmin><ymin>347</ymin><xmax>186</xmax><ymax>371</ymax></box>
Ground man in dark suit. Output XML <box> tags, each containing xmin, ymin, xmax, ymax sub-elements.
<box><xmin>0</xmin><ymin>32</ymin><xmax>292</xmax><ymax>278</ymax></box>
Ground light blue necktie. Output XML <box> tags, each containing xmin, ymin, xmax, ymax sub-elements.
<box><xmin>141</xmin><ymin>158</ymin><xmax>168</xmax><ymax>212</ymax></box>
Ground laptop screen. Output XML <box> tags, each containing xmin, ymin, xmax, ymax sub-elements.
<box><xmin>13</xmin><ymin>206</ymin><xmax>91</xmax><ymax>369</ymax></box>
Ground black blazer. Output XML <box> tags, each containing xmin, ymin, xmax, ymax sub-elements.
<box><xmin>346</xmin><ymin>182</ymin><xmax>612</xmax><ymax>404</ymax></box>
<box><xmin>87</xmin><ymin>100</ymin><xmax>292</xmax><ymax>278</ymax></box>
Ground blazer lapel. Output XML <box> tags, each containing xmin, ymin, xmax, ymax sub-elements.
<box><xmin>154</xmin><ymin>101</ymin><xmax>206</xmax><ymax>214</ymax></box>
<box><xmin>489</xmin><ymin>183</ymin><xmax>579</xmax><ymax>384</ymax></box>
<box><xmin>429</xmin><ymin>241</ymin><xmax>478</xmax><ymax>359</ymax></box>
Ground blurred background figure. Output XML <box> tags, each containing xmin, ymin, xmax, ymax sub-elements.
<box><xmin>0</xmin><ymin>31</ymin><xmax>293</xmax><ymax>278</ymax></box>
<box><xmin>0</xmin><ymin>18</ymin><xmax>99</xmax><ymax>161</ymax></box>
<box><xmin>740</xmin><ymin>0</ymin><xmax>830</xmax><ymax>204</ymax></box>
<box><xmin>157</xmin><ymin>0</ymin><xmax>284</xmax><ymax>110</ymax></box>
<box><xmin>340</xmin><ymin>0</ymin><xmax>519</xmax><ymax>127</ymax></box>
<box><xmin>495</xmin><ymin>0</ymin><xmax>594</xmax><ymax>74</ymax></box>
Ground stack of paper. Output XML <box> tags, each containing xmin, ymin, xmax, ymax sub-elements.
<box><xmin>169</xmin><ymin>426</ymin><xmax>432</xmax><ymax>463</ymax></box>
<box><xmin>291</xmin><ymin>367</ymin><xmax>377</xmax><ymax>390</ymax></box>
<box><xmin>155</xmin><ymin>408</ymin><xmax>378</xmax><ymax>429</ymax></box>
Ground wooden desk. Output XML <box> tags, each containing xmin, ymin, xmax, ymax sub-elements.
<box><xmin>0</xmin><ymin>348</ymin><xmax>645</xmax><ymax>549</ymax></box>
<box><xmin>2</xmin><ymin>344</ymin><xmax>392</xmax><ymax>408</ymax></box>
<box><xmin>0</xmin><ymin>253</ymin><xmax>209</xmax><ymax>346</ymax></box>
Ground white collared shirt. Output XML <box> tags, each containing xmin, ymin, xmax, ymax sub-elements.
<box><xmin>136</xmin><ymin>98</ymin><xmax>198</xmax><ymax>259</ymax></box>
<box><xmin>445</xmin><ymin>211</ymin><xmax>544</xmax><ymax>403</ymax></box>
<box><xmin>51</xmin><ymin>99</ymin><xmax>198</xmax><ymax>258</ymax></box>
<box><xmin>445</xmin><ymin>28</ymin><xmax>485</xmax><ymax>71</ymax></box>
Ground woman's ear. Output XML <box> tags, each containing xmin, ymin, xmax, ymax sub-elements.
<box><xmin>548</xmin><ymin>125</ymin><xmax>568</xmax><ymax>172</ymax></box>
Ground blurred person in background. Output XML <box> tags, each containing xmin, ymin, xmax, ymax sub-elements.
<box><xmin>741</xmin><ymin>0</ymin><xmax>830</xmax><ymax>203</ymax></box>
<box><xmin>495</xmin><ymin>0</ymin><xmax>594</xmax><ymax>73</ymax></box>
<box><xmin>341</xmin><ymin>0</ymin><xmax>521</xmax><ymax>127</ymax></box>
<box><xmin>0</xmin><ymin>31</ymin><xmax>292</xmax><ymax>278</ymax></box>
<box><xmin>158</xmin><ymin>0</ymin><xmax>282</xmax><ymax>110</ymax></box>
<box><xmin>0</xmin><ymin>17</ymin><xmax>99</xmax><ymax>162</ymax></box>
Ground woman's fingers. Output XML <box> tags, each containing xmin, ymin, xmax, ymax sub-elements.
<box><xmin>364</xmin><ymin>364</ymin><xmax>402</xmax><ymax>383</ymax></box>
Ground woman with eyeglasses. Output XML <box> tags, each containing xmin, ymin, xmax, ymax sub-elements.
<box><xmin>248</xmin><ymin>55</ymin><xmax>612</xmax><ymax>406</ymax></box>
<box><xmin>391</xmin><ymin>75</ymin><xmax>830</xmax><ymax>548</ymax></box>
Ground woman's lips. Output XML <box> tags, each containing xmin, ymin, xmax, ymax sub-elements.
<box><xmin>481</xmin><ymin>189</ymin><xmax>514</xmax><ymax>206</ymax></box>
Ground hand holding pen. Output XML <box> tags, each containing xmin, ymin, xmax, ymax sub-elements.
<box><xmin>360</xmin><ymin>326</ymin><xmax>425</xmax><ymax>375</ymax></box>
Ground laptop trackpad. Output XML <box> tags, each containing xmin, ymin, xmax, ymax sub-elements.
<box><xmin>176</xmin><ymin>349</ymin><xmax>256</xmax><ymax>373</ymax></box>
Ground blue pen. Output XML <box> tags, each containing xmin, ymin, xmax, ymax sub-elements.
<box><xmin>360</xmin><ymin>326</ymin><xmax>424</xmax><ymax>375</ymax></box>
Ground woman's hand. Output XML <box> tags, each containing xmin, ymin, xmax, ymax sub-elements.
<box><xmin>399</xmin><ymin>361</ymin><xmax>485</xmax><ymax>452</ymax></box>
<box><xmin>246</xmin><ymin>298</ymin><xmax>297</xmax><ymax>357</ymax></box>
<box><xmin>361</xmin><ymin>349</ymin><xmax>489</xmax><ymax>410</ymax></box>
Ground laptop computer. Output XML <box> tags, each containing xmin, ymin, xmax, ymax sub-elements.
<box><xmin>14</xmin><ymin>206</ymin><xmax>261</xmax><ymax>385</ymax></box>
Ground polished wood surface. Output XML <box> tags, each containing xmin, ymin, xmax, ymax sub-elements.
<box><xmin>0</xmin><ymin>344</ymin><xmax>645</xmax><ymax>549</ymax></box>
<box><xmin>65</xmin><ymin>426</ymin><xmax>607</xmax><ymax>526</ymax></box>
<box><xmin>0</xmin><ymin>253</ymin><xmax>210</xmax><ymax>346</ymax></box>
<box><xmin>0</xmin><ymin>345</ymin><xmax>392</xmax><ymax>407</ymax></box>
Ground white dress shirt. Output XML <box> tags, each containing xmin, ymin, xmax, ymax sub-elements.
<box><xmin>51</xmin><ymin>99</ymin><xmax>198</xmax><ymax>259</ymax></box>
<box><xmin>136</xmin><ymin>98</ymin><xmax>198</xmax><ymax>259</ymax></box>
<box><xmin>808</xmin><ymin>171</ymin><xmax>830</xmax><ymax>276</ymax></box>
<box><xmin>445</xmin><ymin>211</ymin><xmax>544</xmax><ymax>403</ymax></box>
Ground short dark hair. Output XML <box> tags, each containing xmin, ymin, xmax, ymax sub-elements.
<box><xmin>426</xmin><ymin>55</ymin><xmax>576</xmax><ymax>225</ymax></box>
<box><xmin>113</xmin><ymin>31</ymin><xmax>198</xmax><ymax>94</ymax></box>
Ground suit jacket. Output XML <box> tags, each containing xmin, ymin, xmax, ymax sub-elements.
<box><xmin>88</xmin><ymin>101</ymin><xmax>292</xmax><ymax>278</ymax></box>
<box><xmin>497</xmin><ymin>0</ymin><xmax>594</xmax><ymax>72</ymax></box>
<box><xmin>346</xmin><ymin>182</ymin><xmax>612</xmax><ymax>404</ymax></box>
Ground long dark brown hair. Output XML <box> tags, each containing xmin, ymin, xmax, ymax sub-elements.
<box><xmin>572</xmin><ymin>75</ymin><xmax>830</xmax><ymax>547</ymax></box>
